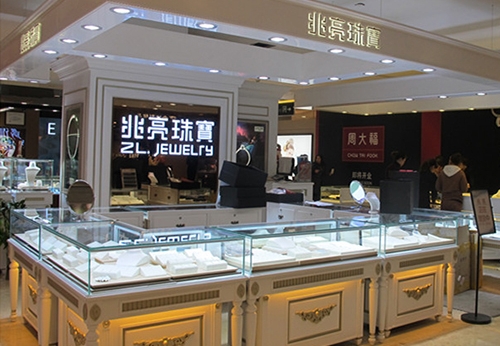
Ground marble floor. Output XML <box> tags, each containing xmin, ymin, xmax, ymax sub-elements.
<box><xmin>0</xmin><ymin>263</ymin><xmax>499</xmax><ymax>346</ymax></box>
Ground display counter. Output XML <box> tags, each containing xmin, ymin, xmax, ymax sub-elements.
<box><xmin>265</xmin><ymin>181</ymin><xmax>314</xmax><ymax>201</ymax></box>
<box><xmin>218</xmin><ymin>219</ymin><xmax>382</xmax><ymax>346</ymax></box>
<box><xmin>9</xmin><ymin>208</ymin><xmax>247</xmax><ymax>346</ymax></box>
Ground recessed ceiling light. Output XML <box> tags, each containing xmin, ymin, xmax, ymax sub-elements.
<box><xmin>169</xmin><ymin>103</ymin><xmax>176</xmax><ymax>106</ymax></box>
<box><xmin>342</xmin><ymin>111</ymin><xmax>347</xmax><ymax>114</ymax></box>
<box><xmin>387</xmin><ymin>111</ymin><xmax>393</xmax><ymax>114</ymax></box>
<box><xmin>122</xmin><ymin>104</ymin><xmax>127</xmax><ymax>107</ymax></box>
<box><xmin>328</xmin><ymin>77</ymin><xmax>340</xmax><ymax>81</ymax></box>
<box><xmin>92</xmin><ymin>54</ymin><xmax>107</xmax><ymax>59</ymax></box>
<box><xmin>155</xmin><ymin>104</ymin><xmax>162</xmax><ymax>108</ymax></box>
<box><xmin>439</xmin><ymin>95</ymin><xmax>447</xmax><ymax>99</ymax></box>
<box><xmin>42</xmin><ymin>103</ymin><xmax>49</xmax><ymax>106</ymax></box>
<box><xmin>468</xmin><ymin>108</ymin><xmax>475</xmax><ymax>110</ymax></box>
<box><xmin>380</xmin><ymin>59</ymin><xmax>395</xmax><ymax>64</ymax></box>
<box><xmin>258</xmin><ymin>76</ymin><xmax>269</xmax><ymax>80</ymax></box>
<box><xmin>52</xmin><ymin>109</ymin><xmax>59</xmax><ymax>113</ymax></box>
<box><xmin>269</xmin><ymin>36</ymin><xmax>287</xmax><ymax>43</ymax></box>
<box><xmin>153</xmin><ymin>108</ymin><xmax>158</xmax><ymax>110</ymax></box>
<box><xmin>60</xmin><ymin>38</ymin><xmax>78</xmax><ymax>44</ymax></box>
<box><xmin>364</xmin><ymin>113</ymin><xmax>369</xmax><ymax>116</ymax></box>
<box><xmin>422</xmin><ymin>68</ymin><xmax>435</xmax><ymax>72</ymax></box>
<box><xmin>43</xmin><ymin>49</ymin><xmax>58</xmax><ymax>55</ymax></box>
<box><xmin>299</xmin><ymin>81</ymin><xmax>309</xmax><ymax>85</ymax></box>
<box><xmin>82</xmin><ymin>24</ymin><xmax>102</xmax><ymax>31</ymax></box>
<box><xmin>21</xmin><ymin>102</ymin><xmax>27</xmax><ymax>105</ymax></box>
<box><xmin>328</xmin><ymin>48</ymin><xmax>344</xmax><ymax>54</ymax></box>
<box><xmin>364</xmin><ymin>72</ymin><xmax>376</xmax><ymax>76</ymax></box>
<box><xmin>0</xmin><ymin>77</ymin><xmax>7</xmax><ymax>81</ymax></box>
<box><xmin>30</xmin><ymin>80</ymin><xmax>39</xmax><ymax>84</ymax></box>
<box><xmin>197</xmin><ymin>22</ymin><xmax>217</xmax><ymax>30</ymax></box>
<box><xmin>154</xmin><ymin>62</ymin><xmax>166</xmax><ymax>66</ymax></box>
<box><xmin>34</xmin><ymin>108</ymin><xmax>40</xmax><ymax>111</ymax></box>
<box><xmin>209</xmin><ymin>69</ymin><xmax>220</xmax><ymax>73</ymax></box>
<box><xmin>476</xmin><ymin>92</ymin><xmax>486</xmax><ymax>96</ymax></box>
<box><xmin>439</xmin><ymin>109</ymin><xmax>445</xmax><ymax>112</ymax></box>
<box><xmin>412</xmin><ymin>110</ymin><xmax>418</xmax><ymax>113</ymax></box>
<box><xmin>111</xmin><ymin>7</ymin><xmax>132</xmax><ymax>14</ymax></box>
<box><xmin>405</xmin><ymin>98</ymin><xmax>413</xmax><ymax>101</ymax></box>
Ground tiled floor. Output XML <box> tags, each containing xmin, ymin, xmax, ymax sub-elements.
<box><xmin>0</xmin><ymin>263</ymin><xmax>499</xmax><ymax>346</ymax></box>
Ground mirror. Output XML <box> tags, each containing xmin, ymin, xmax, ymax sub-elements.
<box><xmin>67</xmin><ymin>180</ymin><xmax>94</xmax><ymax>215</ymax></box>
<box><xmin>350</xmin><ymin>180</ymin><xmax>380</xmax><ymax>213</ymax></box>
<box><xmin>350</xmin><ymin>180</ymin><xmax>366</xmax><ymax>204</ymax></box>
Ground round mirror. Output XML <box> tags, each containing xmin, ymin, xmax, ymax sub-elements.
<box><xmin>67</xmin><ymin>180</ymin><xmax>94</xmax><ymax>215</ymax></box>
<box><xmin>349</xmin><ymin>180</ymin><xmax>366</xmax><ymax>205</ymax></box>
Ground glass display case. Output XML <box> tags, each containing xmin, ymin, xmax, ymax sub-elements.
<box><xmin>217</xmin><ymin>219</ymin><xmax>380</xmax><ymax>273</ymax></box>
<box><xmin>10</xmin><ymin>158</ymin><xmax>54</xmax><ymax>191</ymax></box>
<box><xmin>338</xmin><ymin>211</ymin><xmax>460</xmax><ymax>255</ymax></box>
<box><xmin>10</xmin><ymin>208</ymin><xmax>245</xmax><ymax>293</ymax></box>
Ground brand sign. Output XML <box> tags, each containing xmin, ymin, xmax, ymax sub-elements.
<box><xmin>307</xmin><ymin>12</ymin><xmax>381</xmax><ymax>49</ymax></box>
<box><xmin>342</xmin><ymin>126</ymin><xmax>384</xmax><ymax>162</ymax></box>
<box><xmin>120</xmin><ymin>113</ymin><xmax>216</xmax><ymax>157</ymax></box>
<box><xmin>20</xmin><ymin>23</ymin><xmax>42</xmax><ymax>54</ymax></box>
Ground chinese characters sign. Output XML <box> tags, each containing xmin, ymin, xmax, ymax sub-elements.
<box><xmin>20</xmin><ymin>23</ymin><xmax>41</xmax><ymax>54</ymax></box>
<box><xmin>342</xmin><ymin>126</ymin><xmax>384</xmax><ymax>163</ymax></box>
<box><xmin>471</xmin><ymin>190</ymin><xmax>496</xmax><ymax>235</ymax></box>
<box><xmin>307</xmin><ymin>12</ymin><xmax>381</xmax><ymax>49</ymax></box>
<box><xmin>119</xmin><ymin>113</ymin><xmax>217</xmax><ymax>157</ymax></box>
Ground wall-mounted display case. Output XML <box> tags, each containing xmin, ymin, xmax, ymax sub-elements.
<box><xmin>10</xmin><ymin>158</ymin><xmax>54</xmax><ymax>190</ymax></box>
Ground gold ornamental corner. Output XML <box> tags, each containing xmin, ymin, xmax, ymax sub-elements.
<box><xmin>295</xmin><ymin>304</ymin><xmax>337</xmax><ymax>324</ymax></box>
<box><xmin>133</xmin><ymin>331</ymin><xmax>194</xmax><ymax>346</ymax></box>
<box><xmin>28</xmin><ymin>284</ymin><xmax>37</xmax><ymax>305</ymax></box>
<box><xmin>403</xmin><ymin>283</ymin><xmax>432</xmax><ymax>301</ymax></box>
<box><xmin>68</xmin><ymin>320</ymin><xmax>87</xmax><ymax>346</ymax></box>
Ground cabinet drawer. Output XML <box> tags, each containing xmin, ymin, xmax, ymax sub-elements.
<box><xmin>397</xmin><ymin>273</ymin><xmax>436</xmax><ymax>316</ymax></box>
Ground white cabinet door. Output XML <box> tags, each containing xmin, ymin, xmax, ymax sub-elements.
<box><xmin>208</xmin><ymin>208</ymin><xmax>265</xmax><ymax>226</ymax></box>
<box><xmin>147</xmin><ymin>210</ymin><xmax>208</xmax><ymax>228</ymax></box>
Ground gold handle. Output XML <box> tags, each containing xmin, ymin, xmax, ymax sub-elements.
<box><xmin>134</xmin><ymin>331</ymin><xmax>194</xmax><ymax>346</ymax></box>
<box><xmin>403</xmin><ymin>283</ymin><xmax>432</xmax><ymax>301</ymax></box>
<box><xmin>295</xmin><ymin>304</ymin><xmax>337</xmax><ymax>324</ymax></box>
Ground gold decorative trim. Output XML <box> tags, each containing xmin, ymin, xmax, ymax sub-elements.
<box><xmin>27</xmin><ymin>284</ymin><xmax>37</xmax><ymax>305</ymax></box>
<box><xmin>48</xmin><ymin>277</ymin><xmax>79</xmax><ymax>308</ymax></box>
<box><xmin>273</xmin><ymin>268</ymin><xmax>363</xmax><ymax>289</ymax></box>
<box><xmin>251</xmin><ymin>282</ymin><xmax>260</xmax><ymax>296</ymax></box>
<box><xmin>399</xmin><ymin>255</ymin><xmax>444</xmax><ymax>269</ymax></box>
<box><xmin>89</xmin><ymin>304</ymin><xmax>101</xmax><ymax>321</ymax></box>
<box><xmin>133</xmin><ymin>331</ymin><xmax>194</xmax><ymax>346</ymax></box>
<box><xmin>453</xmin><ymin>250</ymin><xmax>458</xmax><ymax>261</ymax></box>
<box><xmin>102</xmin><ymin>320</ymin><xmax>110</xmax><ymax>329</ymax></box>
<box><xmin>68</xmin><ymin>320</ymin><xmax>86</xmax><ymax>346</ymax></box>
<box><xmin>403</xmin><ymin>283</ymin><xmax>432</xmax><ymax>301</ymax></box>
<box><xmin>375</xmin><ymin>263</ymin><xmax>381</xmax><ymax>275</ymax></box>
<box><xmin>237</xmin><ymin>284</ymin><xmax>245</xmax><ymax>298</ymax></box>
<box><xmin>295</xmin><ymin>304</ymin><xmax>337</xmax><ymax>324</ymax></box>
<box><xmin>385</xmin><ymin>262</ymin><xmax>392</xmax><ymax>274</ymax></box>
<box><xmin>122</xmin><ymin>290</ymin><xmax>220</xmax><ymax>312</ymax></box>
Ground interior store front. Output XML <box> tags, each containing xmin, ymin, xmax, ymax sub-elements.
<box><xmin>1</xmin><ymin>1</ymin><xmax>500</xmax><ymax>346</ymax></box>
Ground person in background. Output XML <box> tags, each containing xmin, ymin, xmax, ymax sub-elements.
<box><xmin>436</xmin><ymin>153</ymin><xmax>469</xmax><ymax>211</ymax></box>
<box><xmin>312</xmin><ymin>154</ymin><xmax>325</xmax><ymax>201</ymax></box>
<box><xmin>418</xmin><ymin>156</ymin><xmax>444</xmax><ymax>208</ymax></box>
<box><xmin>385</xmin><ymin>150</ymin><xmax>407</xmax><ymax>178</ymax></box>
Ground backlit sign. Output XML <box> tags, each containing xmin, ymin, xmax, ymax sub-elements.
<box><xmin>20</xmin><ymin>23</ymin><xmax>42</xmax><ymax>54</ymax></box>
<box><xmin>120</xmin><ymin>113</ymin><xmax>216</xmax><ymax>157</ymax></box>
<box><xmin>307</xmin><ymin>12</ymin><xmax>381</xmax><ymax>49</ymax></box>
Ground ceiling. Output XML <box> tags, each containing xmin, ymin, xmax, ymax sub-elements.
<box><xmin>2</xmin><ymin>0</ymin><xmax>500</xmax><ymax>115</ymax></box>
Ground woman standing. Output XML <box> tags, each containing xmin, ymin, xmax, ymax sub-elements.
<box><xmin>312</xmin><ymin>155</ymin><xmax>325</xmax><ymax>201</ymax></box>
<box><xmin>436</xmin><ymin>153</ymin><xmax>469</xmax><ymax>211</ymax></box>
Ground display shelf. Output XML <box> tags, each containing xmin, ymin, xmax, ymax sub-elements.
<box><xmin>10</xmin><ymin>158</ymin><xmax>54</xmax><ymax>191</ymax></box>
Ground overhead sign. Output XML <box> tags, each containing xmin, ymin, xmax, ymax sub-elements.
<box><xmin>20</xmin><ymin>23</ymin><xmax>42</xmax><ymax>54</ymax></box>
<box><xmin>342</xmin><ymin>126</ymin><xmax>384</xmax><ymax>163</ymax></box>
<box><xmin>307</xmin><ymin>12</ymin><xmax>381</xmax><ymax>49</ymax></box>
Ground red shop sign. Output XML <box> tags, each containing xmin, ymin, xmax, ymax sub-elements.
<box><xmin>342</xmin><ymin>126</ymin><xmax>385</xmax><ymax>163</ymax></box>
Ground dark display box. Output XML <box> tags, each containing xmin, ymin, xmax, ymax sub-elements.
<box><xmin>219</xmin><ymin>161</ymin><xmax>268</xmax><ymax>187</ymax></box>
<box><xmin>219</xmin><ymin>186</ymin><xmax>266</xmax><ymax>208</ymax></box>
<box><xmin>266</xmin><ymin>192</ymin><xmax>304</xmax><ymax>204</ymax></box>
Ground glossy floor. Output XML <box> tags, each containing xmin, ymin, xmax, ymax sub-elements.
<box><xmin>1</xmin><ymin>264</ymin><xmax>499</xmax><ymax>346</ymax></box>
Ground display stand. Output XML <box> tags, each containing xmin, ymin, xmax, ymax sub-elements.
<box><xmin>461</xmin><ymin>190</ymin><xmax>495</xmax><ymax>325</ymax></box>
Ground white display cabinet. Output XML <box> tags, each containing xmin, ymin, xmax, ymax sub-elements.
<box><xmin>127</xmin><ymin>204</ymin><xmax>265</xmax><ymax>229</ymax></box>
<box><xmin>8</xmin><ymin>208</ymin><xmax>248</xmax><ymax>346</ymax></box>
<box><xmin>218</xmin><ymin>219</ymin><xmax>382</xmax><ymax>346</ymax></box>
<box><xmin>340</xmin><ymin>210</ymin><xmax>461</xmax><ymax>341</ymax></box>
<box><xmin>0</xmin><ymin>157</ymin><xmax>12</xmax><ymax>190</ymax></box>
<box><xmin>10</xmin><ymin>158</ymin><xmax>54</xmax><ymax>190</ymax></box>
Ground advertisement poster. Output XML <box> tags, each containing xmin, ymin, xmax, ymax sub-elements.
<box><xmin>236</xmin><ymin>121</ymin><xmax>267</xmax><ymax>171</ymax></box>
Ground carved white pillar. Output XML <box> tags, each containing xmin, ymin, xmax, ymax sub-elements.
<box><xmin>368</xmin><ymin>276</ymin><xmax>379</xmax><ymax>345</ymax></box>
<box><xmin>446</xmin><ymin>261</ymin><xmax>455</xmax><ymax>319</ymax></box>
<box><xmin>244</xmin><ymin>296</ymin><xmax>258</xmax><ymax>346</ymax></box>
<box><xmin>9</xmin><ymin>259</ymin><xmax>19</xmax><ymax>320</ymax></box>
<box><xmin>231</xmin><ymin>300</ymin><xmax>244</xmax><ymax>346</ymax></box>
<box><xmin>37</xmin><ymin>287</ymin><xmax>52</xmax><ymax>346</ymax></box>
